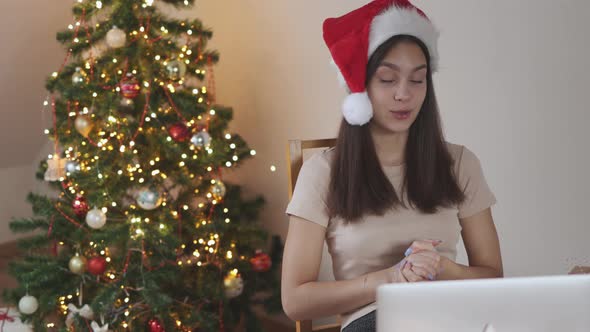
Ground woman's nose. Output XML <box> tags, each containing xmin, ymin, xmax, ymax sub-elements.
<box><xmin>394</xmin><ymin>81</ymin><xmax>411</xmax><ymax>102</ymax></box>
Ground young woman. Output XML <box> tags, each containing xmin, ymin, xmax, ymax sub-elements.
<box><xmin>281</xmin><ymin>1</ymin><xmax>503</xmax><ymax>331</ymax></box>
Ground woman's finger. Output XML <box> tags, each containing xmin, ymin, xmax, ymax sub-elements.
<box><xmin>406</xmin><ymin>252</ymin><xmax>440</xmax><ymax>271</ymax></box>
<box><xmin>409</xmin><ymin>264</ymin><xmax>436</xmax><ymax>281</ymax></box>
<box><xmin>394</xmin><ymin>263</ymin><xmax>408</xmax><ymax>283</ymax></box>
<box><xmin>402</xmin><ymin>263</ymin><xmax>425</xmax><ymax>282</ymax></box>
<box><xmin>405</xmin><ymin>239</ymin><xmax>442</xmax><ymax>256</ymax></box>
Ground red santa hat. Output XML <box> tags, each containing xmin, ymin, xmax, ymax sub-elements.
<box><xmin>323</xmin><ymin>0</ymin><xmax>439</xmax><ymax>125</ymax></box>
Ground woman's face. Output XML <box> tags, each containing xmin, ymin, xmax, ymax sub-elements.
<box><xmin>367</xmin><ymin>41</ymin><xmax>428</xmax><ymax>134</ymax></box>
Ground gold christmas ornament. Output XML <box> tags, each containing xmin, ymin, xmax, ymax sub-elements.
<box><xmin>75</xmin><ymin>115</ymin><xmax>93</xmax><ymax>137</ymax></box>
<box><xmin>223</xmin><ymin>271</ymin><xmax>244</xmax><ymax>298</ymax></box>
<box><xmin>69</xmin><ymin>253</ymin><xmax>87</xmax><ymax>274</ymax></box>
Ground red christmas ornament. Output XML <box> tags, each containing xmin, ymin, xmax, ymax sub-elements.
<box><xmin>87</xmin><ymin>256</ymin><xmax>107</xmax><ymax>275</ymax></box>
<box><xmin>250</xmin><ymin>251</ymin><xmax>272</xmax><ymax>272</ymax></box>
<box><xmin>120</xmin><ymin>73</ymin><xmax>141</xmax><ymax>99</ymax></box>
<box><xmin>147</xmin><ymin>318</ymin><xmax>165</xmax><ymax>332</ymax></box>
<box><xmin>72</xmin><ymin>195</ymin><xmax>89</xmax><ymax>218</ymax></box>
<box><xmin>168</xmin><ymin>122</ymin><xmax>190</xmax><ymax>142</ymax></box>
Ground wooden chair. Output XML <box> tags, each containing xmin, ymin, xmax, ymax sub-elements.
<box><xmin>286</xmin><ymin>138</ymin><xmax>340</xmax><ymax>332</ymax></box>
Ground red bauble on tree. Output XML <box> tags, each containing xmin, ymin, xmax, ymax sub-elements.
<box><xmin>168</xmin><ymin>122</ymin><xmax>190</xmax><ymax>142</ymax></box>
<box><xmin>87</xmin><ymin>256</ymin><xmax>107</xmax><ymax>276</ymax></box>
<box><xmin>250</xmin><ymin>250</ymin><xmax>272</xmax><ymax>272</ymax></box>
<box><xmin>147</xmin><ymin>318</ymin><xmax>165</xmax><ymax>332</ymax></box>
<box><xmin>72</xmin><ymin>195</ymin><xmax>89</xmax><ymax>218</ymax></box>
<box><xmin>120</xmin><ymin>73</ymin><xmax>141</xmax><ymax>99</ymax></box>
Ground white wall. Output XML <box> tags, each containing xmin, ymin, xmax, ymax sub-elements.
<box><xmin>0</xmin><ymin>0</ymin><xmax>76</xmax><ymax>242</ymax></box>
<box><xmin>0</xmin><ymin>165</ymin><xmax>35</xmax><ymax>243</ymax></box>
<box><xmin>0</xmin><ymin>143</ymin><xmax>54</xmax><ymax>244</ymax></box>
<box><xmin>186</xmin><ymin>0</ymin><xmax>590</xmax><ymax>277</ymax></box>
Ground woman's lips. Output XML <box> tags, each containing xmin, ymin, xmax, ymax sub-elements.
<box><xmin>390</xmin><ymin>110</ymin><xmax>411</xmax><ymax>120</ymax></box>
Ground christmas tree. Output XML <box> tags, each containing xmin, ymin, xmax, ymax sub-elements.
<box><xmin>3</xmin><ymin>0</ymin><xmax>281</xmax><ymax>331</ymax></box>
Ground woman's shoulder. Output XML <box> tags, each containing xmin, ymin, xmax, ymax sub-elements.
<box><xmin>302</xmin><ymin>147</ymin><xmax>335</xmax><ymax>171</ymax></box>
<box><xmin>445</xmin><ymin>141</ymin><xmax>483</xmax><ymax>173</ymax></box>
<box><xmin>294</xmin><ymin>147</ymin><xmax>334</xmax><ymax>191</ymax></box>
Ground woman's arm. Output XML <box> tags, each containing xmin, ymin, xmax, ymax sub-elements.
<box><xmin>281</xmin><ymin>215</ymin><xmax>402</xmax><ymax>321</ymax></box>
<box><xmin>438</xmin><ymin>208</ymin><xmax>503</xmax><ymax>280</ymax></box>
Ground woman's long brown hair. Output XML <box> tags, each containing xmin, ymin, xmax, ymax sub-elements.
<box><xmin>326</xmin><ymin>35</ymin><xmax>466</xmax><ymax>222</ymax></box>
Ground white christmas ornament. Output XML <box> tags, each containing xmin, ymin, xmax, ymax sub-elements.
<box><xmin>72</xmin><ymin>67</ymin><xmax>86</xmax><ymax>85</ymax></box>
<box><xmin>106</xmin><ymin>26</ymin><xmax>126</xmax><ymax>48</ymax></box>
<box><xmin>190</xmin><ymin>130</ymin><xmax>211</xmax><ymax>148</ymax></box>
<box><xmin>66</xmin><ymin>304</ymin><xmax>94</xmax><ymax>328</ymax></box>
<box><xmin>18</xmin><ymin>295</ymin><xmax>39</xmax><ymax>314</ymax></box>
<box><xmin>91</xmin><ymin>321</ymin><xmax>110</xmax><ymax>332</ymax></box>
<box><xmin>65</xmin><ymin>160</ymin><xmax>81</xmax><ymax>173</ymax></box>
<box><xmin>86</xmin><ymin>207</ymin><xmax>107</xmax><ymax>229</ymax></box>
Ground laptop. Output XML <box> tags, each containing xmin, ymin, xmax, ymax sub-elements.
<box><xmin>376</xmin><ymin>274</ymin><xmax>590</xmax><ymax>332</ymax></box>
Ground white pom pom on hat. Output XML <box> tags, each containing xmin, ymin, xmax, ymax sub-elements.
<box><xmin>343</xmin><ymin>92</ymin><xmax>373</xmax><ymax>126</ymax></box>
<box><xmin>323</xmin><ymin>0</ymin><xmax>439</xmax><ymax>126</ymax></box>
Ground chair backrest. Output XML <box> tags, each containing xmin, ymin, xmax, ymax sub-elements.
<box><xmin>286</xmin><ymin>138</ymin><xmax>341</xmax><ymax>332</ymax></box>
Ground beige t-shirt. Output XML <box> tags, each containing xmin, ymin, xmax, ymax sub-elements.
<box><xmin>285</xmin><ymin>142</ymin><xmax>496</xmax><ymax>330</ymax></box>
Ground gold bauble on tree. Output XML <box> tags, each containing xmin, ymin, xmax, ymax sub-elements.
<box><xmin>74</xmin><ymin>115</ymin><xmax>93</xmax><ymax>137</ymax></box>
<box><xmin>69</xmin><ymin>253</ymin><xmax>87</xmax><ymax>274</ymax></box>
<box><xmin>224</xmin><ymin>270</ymin><xmax>244</xmax><ymax>299</ymax></box>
